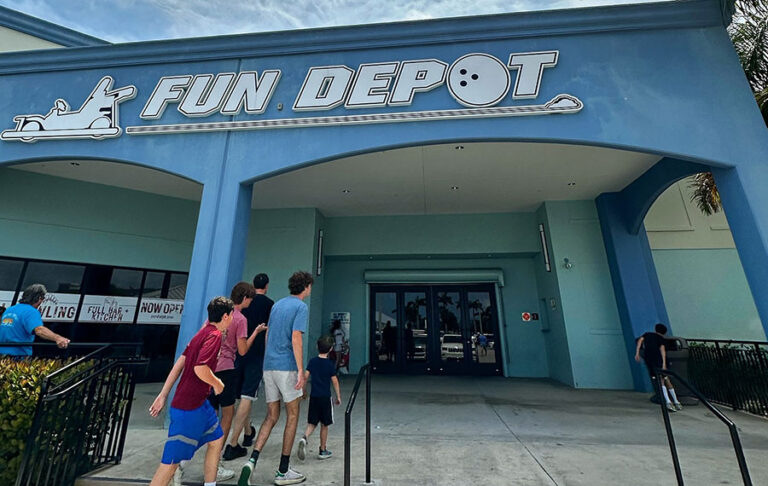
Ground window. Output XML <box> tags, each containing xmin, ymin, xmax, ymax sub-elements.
<box><xmin>22</xmin><ymin>261</ymin><xmax>84</xmax><ymax>294</ymax></box>
<box><xmin>142</xmin><ymin>272</ymin><xmax>165</xmax><ymax>298</ymax></box>
<box><xmin>168</xmin><ymin>273</ymin><xmax>188</xmax><ymax>300</ymax></box>
<box><xmin>108</xmin><ymin>269</ymin><xmax>143</xmax><ymax>297</ymax></box>
<box><xmin>0</xmin><ymin>258</ymin><xmax>23</xmax><ymax>291</ymax></box>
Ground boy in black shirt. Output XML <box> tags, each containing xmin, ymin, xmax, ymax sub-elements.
<box><xmin>635</xmin><ymin>323</ymin><xmax>682</xmax><ymax>411</ymax></box>
<box><xmin>297</xmin><ymin>336</ymin><xmax>342</xmax><ymax>460</ymax></box>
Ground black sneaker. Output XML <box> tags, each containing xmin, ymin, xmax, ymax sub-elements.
<box><xmin>242</xmin><ymin>422</ymin><xmax>256</xmax><ymax>447</ymax></box>
<box><xmin>223</xmin><ymin>444</ymin><xmax>248</xmax><ymax>461</ymax></box>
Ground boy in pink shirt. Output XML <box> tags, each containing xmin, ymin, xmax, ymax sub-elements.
<box><xmin>209</xmin><ymin>282</ymin><xmax>266</xmax><ymax>458</ymax></box>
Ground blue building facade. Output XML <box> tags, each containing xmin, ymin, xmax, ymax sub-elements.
<box><xmin>0</xmin><ymin>0</ymin><xmax>765</xmax><ymax>390</ymax></box>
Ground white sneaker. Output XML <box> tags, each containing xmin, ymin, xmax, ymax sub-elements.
<box><xmin>238</xmin><ymin>461</ymin><xmax>254</xmax><ymax>486</ymax></box>
<box><xmin>274</xmin><ymin>466</ymin><xmax>306</xmax><ymax>485</ymax></box>
<box><xmin>297</xmin><ymin>437</ymin><xmax>307</xmax><ymax>461</ymax></box>
<box><xmin>218</xmin><ymin>464</ymin><xmax>235</xmax><ymax>481</ymax></box>
<box><xmin>666</xmin><ymin>402</ymin><xmax>677</xmax><ymax>412</ymax></box>
<box><xmin>171</xmin><ymin>460</ymin><xmax>187</xmax><ymax>486</ymax></box>
<box><xmin>674</xmin><ymin>402</ymin><xmax>683</xmax><ymax>411</ymax></box>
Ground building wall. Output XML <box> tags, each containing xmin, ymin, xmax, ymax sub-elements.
<box><xmin>0</xmin><ymin>168</ymin><xmax>198</xmax><ymax>271</ymax></box>
<box><xmin>0</xmin><ymin>25</ymin><xmax>61</xmax><ymax>52</ymax></box>
<box><xmin>644</xmin><ymin>179</ymin><xmax>765</xmax><ymax>340</ymax></box>
<box><xmin>540</xmin><ymin>201</ymin><xmax>633</xmax><ymax>389</ymax></box>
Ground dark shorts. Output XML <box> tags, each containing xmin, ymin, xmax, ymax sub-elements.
<box><xmin>307</xmin><ymin>396</ymin><xmax>334</xmax><ymax>426</ymax></box>
<box><xmin>208</xmin><ymin>369</ymin><xmax>239</xmax><ymax>409</ymax></box>
<box><xmin>645</xmin><ymin>362</ymin><xmax>663</xmax><ymax>381</ymax></box>
<box><xmin>162</xmin><ymin>402</ymin><xmax>223</xmax><ymax>464</ymax></box>
<box><xmin>237</xmin><ymin>359</ymin><xmax>263</xmax><ymax>401</ymax></box>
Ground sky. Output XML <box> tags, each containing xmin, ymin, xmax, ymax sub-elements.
<box><xmin>0</xmin><ymin>0</ymin><xmax>662</xmax><ymax>43</ymax></box>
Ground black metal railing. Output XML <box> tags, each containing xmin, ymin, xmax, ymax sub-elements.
<box><xmin>655</xmin><ymin>368</ymin><xmax>752</xmax><ymax>486</ymax></box>
<box><xmin>1</xmin><ymin>342</ymin><xmax>146</xmax><ymax>486</ymax></box>
<box><xmin>687</xmin><ymin>339</ymin><xmax>768</xmax><ymax>417</ymax></box>
<box><xmin>344</xmin><ymin>363</ymin><xmax>371</xmax><ymax>486</ymax></box>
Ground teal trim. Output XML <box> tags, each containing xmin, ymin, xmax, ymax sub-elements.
<box><xmin>0</xmin><ymin>6</ymin><xmax>108</xmax><ymax>47</ymax></box>
<box><xmin>363</xmin><ymin>269</ymin><xmax>505</xmax><ymax>286</ymax></box>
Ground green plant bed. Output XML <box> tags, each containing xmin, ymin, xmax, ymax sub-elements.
<box><xmin>0</xmin><ymin>357</ymin><xmax>84</xmax><ymax>485</ymax></box>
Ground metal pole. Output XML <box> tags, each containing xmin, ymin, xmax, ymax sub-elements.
<box><xmin>728</xmin><ymin>425</ymin><xmax>753</xmax><ymax>486</ymax></box>
<box><xmin>366</xmin><ymin>365</ymin><xmax>371</xmax><ymax>484</ymax></box>
<box><xmin>657</xmin><ymin>371</ymin><xmax>684</xmax><ymax>486</ymax></box>
<box><xmin>344</xmin><ymin>412</ymin><xmax>351</xmax><ymax>486</ymax></box>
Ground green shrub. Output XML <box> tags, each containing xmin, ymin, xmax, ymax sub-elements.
<box><xmin>0</xmin><ymin>357</ymin><xmax>67</xmax><ymax>485</ymax></box>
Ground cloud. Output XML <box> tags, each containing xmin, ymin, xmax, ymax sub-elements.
<box><xmin>0</xmin><ymin>0</ymin><xmax>663</xmax><ymax>42</ymax></box>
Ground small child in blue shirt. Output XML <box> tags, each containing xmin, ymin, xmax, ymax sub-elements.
<box><xmin>296</xmin><ymin>336</ymin><xmax>342</xmax><ymax>460</ymax></box>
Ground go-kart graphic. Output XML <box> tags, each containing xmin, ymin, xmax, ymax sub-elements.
<box><xmin>1</xmin><ymin>76</ymin><xmax>136</xmax><ymax>143</ymax></box>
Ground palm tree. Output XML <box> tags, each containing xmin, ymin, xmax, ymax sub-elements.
<box><xmin>690</xmin><ymin>0</ymin><xmax>768</xmax><ymax>214</ymax></box>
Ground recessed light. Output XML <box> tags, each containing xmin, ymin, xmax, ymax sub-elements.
<box><xmin>70</xmin><ymin>162</ymin><xmax>80</xmax><ymax>167</ymax></box>
<box><xmin>567</xmin><ymin>182</ymin><xmax>576</xmax><ymax>186</ymax></box>
<box><xmin>450</xmin><ymin>186</ymin><xmax>460</xmax><ymax>191</ymax></box>
<box><xmin>455</xmin><ymin>145</ymin><xmax>464</xmax><ymax>150</ymax></box>
<box><xmin>341</xmin><ymin>189</ymin><xmax>351</xmax><ymax>194</ymax></box>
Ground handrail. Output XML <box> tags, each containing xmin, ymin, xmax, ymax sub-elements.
<box><xmin>687</xmin><ymin>338</ymin><xmax>768</xmax><ymax>346</ymax></box>
<box><xmin>344</xmin><ymin>363</ymin><xmax>371</xmax><ymax>486</ymax></box>
<box><xmin>654</xmin><ymin>368</ymin><xmax>753</xmax><ymax>486</ymax></box>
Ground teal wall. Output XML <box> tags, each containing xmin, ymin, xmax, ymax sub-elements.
<box><xmin>242</xmin><ymin>208</ymin><xmax>324</xmax><ymax>366</ymax></box>
<box><xmin>0</xmin><ymin>168</ymin><xmax>198</xmax><ymax>271</ymax></box>
<box><xmin>644</xmin><ymin>179</ymin><xmax>763</xmax><ymax>341</ymax></box>
<box><xmin>534</xmin><ymin>204</ymin><xmax>574</xmax><ymax>386</ymax></box>
<box><xmin>324</xmin><ymin>212</ymin><xmax>540</xmax><ymax>257</ymax></box>
<box><xmin>539</xmin><ymin>201</ymin><xmax>634</xmax><ymax>389</ymax></box>
<box><xmin>652</xmin><ymin>249</ymin><xmax>766</xmax><ymax>341</ymax></box>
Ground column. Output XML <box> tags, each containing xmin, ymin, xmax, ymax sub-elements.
<box><xmin>596</xmin><ymin>193</ymin><xmax>670</xmax><ymax>391</ymax></box>
<box><xmin>175</xmin><ymin>176</ymin><xmax>253</xmax><ymax>357</ymax></box>
<box><xmin>712</xmin><ymin>164</ymin><xmax>768</xmax><ymax>337</ymax></box>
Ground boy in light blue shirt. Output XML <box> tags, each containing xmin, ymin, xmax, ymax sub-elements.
<box><xmin>240</xmin><ymin>271</ymin><xmax>314</xmax><ymax>486</ymax></box>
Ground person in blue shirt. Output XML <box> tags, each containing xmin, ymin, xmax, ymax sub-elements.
<box><xmin>239</xmin><ymin>271</ymin><xmax>313</xmax><ymax>486</ymax></box>
<box><xmin>0</xmin><ymin>284</ymin><xmax>70</xmax><ymax>356</ymax></box>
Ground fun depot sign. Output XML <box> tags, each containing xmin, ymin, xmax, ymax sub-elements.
<box><xmin>1</xmin><ymin>50</ymin><xmax>582</xmax><ymax>142</ymax></box>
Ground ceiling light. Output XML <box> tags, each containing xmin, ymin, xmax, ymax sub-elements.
<box><xmin>567</xmin><ymin>182</ymin><xmax>576</xmax><ymax>186</ymax></box>
<box><xmin>450</xmin><ymin>186</ymin><xmax>460</xmax><ymax>191</ymax></box>
<box><xmin>70</xmin><ymin>162</ymin><xmax>80</xmax><ymax>167</ymax></box>
<box><xmin>455</xmin><ymin>145</ymin><xmax>464</xmax><ymax>150</ymax></box>
<box><xmin>341</xmin><ymin>189</ymin><xmax>351</xmax><ymax>194</ymax></box>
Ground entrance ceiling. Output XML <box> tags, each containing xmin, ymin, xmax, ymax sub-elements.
<box><xmin>252</xmin><ymin>142</ymin><xmax>660</xmax><ymax>216</ymax></box>
<box><xmin>12</xmin><ymin>142</ymin><xmax>659</xmax><ymax>216</ymax></box>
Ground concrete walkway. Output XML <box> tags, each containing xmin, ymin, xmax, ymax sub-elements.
<box><xmin>78</xmin><ymin>376</ymin><xmax>768</xmax><ymax>486</ymax></box>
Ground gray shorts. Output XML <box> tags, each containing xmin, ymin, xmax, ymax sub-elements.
<box><xmin>263</xmin><ymin>370</ymin><xmax>303</xmax><ymax>403</ymax></box>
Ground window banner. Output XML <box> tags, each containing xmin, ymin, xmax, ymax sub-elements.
<box><xmin>0</xmin><ymin>290</ymin><xmax>15</xmax><ymax>309</ymax></box>
<box><xmin>330</xmin><ymin>311</ymin><xmax>351</xmax><ymax>374</ymax></box>
<box><xmin>39</xmin><ymin>293</ymin><xmax>81</xmax><ymax>322</ymax></box>
<box><xmin>136</xmin><ymin>298</ymin><xmax>184</xmax><ymax>325</ymax></box>
<box><xmin>80</xmin><ymin>295</ymin><xmax>138</xmax><ymax>323</ymax></box>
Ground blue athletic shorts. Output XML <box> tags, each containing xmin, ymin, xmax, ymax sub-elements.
<box><xmin>161</xmin><ymin>401</ymin><xmax>223</xmax><ymax>464</ymax></box>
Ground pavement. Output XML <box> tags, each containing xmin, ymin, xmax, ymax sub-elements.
<box><xmin>77</xmin><ymin>375</ymin><xmax>768</xmax><ymax>486</ymax></box>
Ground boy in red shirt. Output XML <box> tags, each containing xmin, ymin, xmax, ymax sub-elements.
<box><xmin>148</xmin><ymin>297</ymin><xmax>235</xmax><ymax>486</ymax></box>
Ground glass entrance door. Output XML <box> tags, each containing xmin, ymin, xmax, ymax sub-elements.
<box><xmin>370</xmin><ymin>284</ymin><xmax>502</xmax><ymax>375</ymax></box>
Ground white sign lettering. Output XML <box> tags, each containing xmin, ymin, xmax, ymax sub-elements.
<box><xmin>2</xmin><ymin>50</ymin><xmax>582</xmax><ymax>142</ymax></box>
<box><xmin>80</xmin><ymin>295</ymin><xmax>137</xmax><ymax>324</ymax></box>
<box><xmin>345</xmin><ymin>62</ymin><xmax>399</xmax><ymax>108</ymax></box>
<box><xmin>38</xmin><ymin>293</ymin><xmax>81</xmax><ymax>322</ymax></box>
<box><xmin>136</xmin><ymin>298</ymin><xmax>184</xmax><ymax>325</ymax></box>
<box><xmin>294</xmin><ymin>66</ymin><xmax>355</xmax><ymax>111</ymax></box>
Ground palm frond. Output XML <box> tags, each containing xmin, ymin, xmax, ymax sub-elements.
<box><xmin>688</xmin><ymin>173</ymin><xmax>723</xmax><ymax>216</ymax></box>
